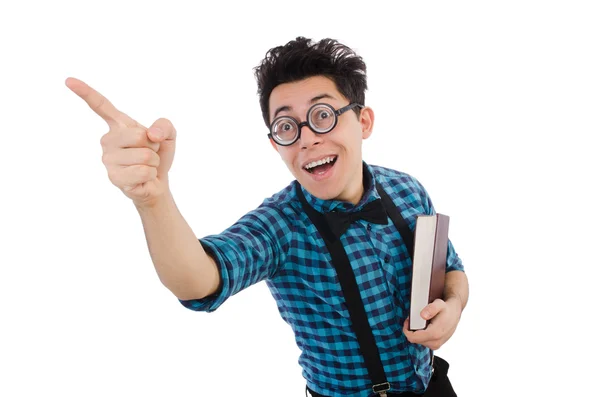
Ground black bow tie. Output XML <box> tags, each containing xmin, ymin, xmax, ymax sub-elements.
<box><xmin>323</xmin><ymin>199</ymin><xmax>389</xmax><ymax>239</ymax></box>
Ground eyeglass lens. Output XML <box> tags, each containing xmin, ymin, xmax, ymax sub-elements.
<box><xmin>271</xmin><ymin>104</ymin><xmax>336</xmax><ymax>144</ymax></box>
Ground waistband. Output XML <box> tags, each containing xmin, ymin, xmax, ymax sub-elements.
<box><xmin>305</xmin><ymin>356</ymin><xmax>449</xmax><ymax>397</ymax></box>
<box><xmin>306</xmin><ymin>385</ymin><xmax>421</xmax><ymax>397</ymax></box>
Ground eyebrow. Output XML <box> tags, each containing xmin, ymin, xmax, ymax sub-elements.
<box><xmin>272</xmin><ymin>93</ymin><xmax>336</xmax><ymax>120</ymax></box>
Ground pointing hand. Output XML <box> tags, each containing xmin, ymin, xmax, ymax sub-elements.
<box><xmin>66</xmin><ymin>77</ymin><xmax>177</xmax><ymax>208</ymax></box>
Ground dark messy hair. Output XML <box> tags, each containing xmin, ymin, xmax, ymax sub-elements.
<box><xmin>254</xmin><ymin>36</ymin><xmax>367</xmax><ymax>128</ymax></box>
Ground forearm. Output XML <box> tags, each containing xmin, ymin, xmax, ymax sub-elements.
<box><xmin>443</xmin><ymin>270</ymin><xmax>469</xmax><ymax>312</ymax></box>
<box><xmin>135</xmin><ymin>191</ymin><xmax>220</xmax><ymax>300</ymax></box>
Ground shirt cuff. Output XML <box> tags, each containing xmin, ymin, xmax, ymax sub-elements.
<box><xmin>178</xmin><ymin>239</ymin><xmax>230</xmax><ymax>313</ymax></box>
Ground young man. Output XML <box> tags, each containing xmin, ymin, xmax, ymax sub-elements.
<box><xmin>66</xmin><ymin>37</ymin><xmax>468</xmax><ymax>397</ymax></box>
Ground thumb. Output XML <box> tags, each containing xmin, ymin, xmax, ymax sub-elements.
<box><xmin>421</xmin><ymin>299</ymin><xmax>445</xmax><ymax>320</ymax></box>
<box><xmin>147</xmin><ymin>117</ymin><xmax>177</xmax><ymax>178</ymax></box>
<box><xmin>147</xmin><ymin>118</ymin><xmax>177</xmax><ymax>143</ymax></box>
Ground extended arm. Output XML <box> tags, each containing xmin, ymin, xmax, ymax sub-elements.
<box><xmin>136</xmin><ymin>192</ymin><xmax>221</xmax><ymax>301</ymax></box>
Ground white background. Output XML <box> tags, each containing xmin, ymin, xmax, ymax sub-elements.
<box><xmin>1</xmin><ymin>1</ymin><xmax>598</xmax><ymax>396</ymax></box>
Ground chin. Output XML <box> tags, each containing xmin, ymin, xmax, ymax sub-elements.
<box><xmin>308</xmin><ymin>187</ymin><xmax>340</xmax><ymax>201</ymax></box>
<box><xmin>297</xmin><ymin>175</ymin><xmax>341</xmax><ymax>200</ymax></box>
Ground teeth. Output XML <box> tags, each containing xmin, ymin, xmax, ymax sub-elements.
<box><xmin>304</xmin><ymin>156</ymin><xmax>336</xmax><ymax>170</ymax></box>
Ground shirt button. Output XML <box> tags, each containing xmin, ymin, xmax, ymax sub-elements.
<box><xmin>367</xmin><ymin>224</ymin><xmax>372</xmax><ymax>231</ymax></box>
<box><xmin>384</xmin><ymin>256</ymin><xmax>390</xmax><ymax>263</ymax></box>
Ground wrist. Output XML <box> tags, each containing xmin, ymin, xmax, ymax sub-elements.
<box><xmin>134</xmin><ymin>191</ymin><xmax>173</xmax><ymax>213</ymax></box>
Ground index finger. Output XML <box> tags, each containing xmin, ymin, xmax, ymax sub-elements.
<box><xmin>403</xmin><ymin>317</ymin><xmax>431</xmax><ymax>341</ymax></box>
<box><xmin>65</xmin><ymin>77</ymin><xmax>136</xmax><ymax>127</ymax></box>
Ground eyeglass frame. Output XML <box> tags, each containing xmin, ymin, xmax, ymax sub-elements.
<box><xmin>267</xmin><ymin>102</ymin><xmax>365</xmax><ymax>146</ymax></box>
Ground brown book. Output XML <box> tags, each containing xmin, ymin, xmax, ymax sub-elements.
<box><xmin>408</xmin><ymin>213</ymin><xmax>450</xmax><ymax>331</ymax></box>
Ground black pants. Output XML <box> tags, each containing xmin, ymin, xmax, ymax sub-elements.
<box><xmin>306</xmin><ymin>357</ymin><xmax>457</xmax><ymax>397</ymax></box>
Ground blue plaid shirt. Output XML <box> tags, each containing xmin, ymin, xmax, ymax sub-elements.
<box><xmin>179</xmin><ymin>163</ymin><xmax>464</xmax><ymax>396</ymax></box>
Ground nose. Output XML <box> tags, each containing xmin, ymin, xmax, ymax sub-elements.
<box><xmin>299</xmin><ymin>124</ymin><xmax>322</xmax><ymax>149</ymax></box>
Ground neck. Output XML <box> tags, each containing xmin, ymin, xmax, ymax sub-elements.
<box><xmin>338</xmin><ymin>163</ymin><xmax>365</xmax><ymax>205</ymax></box>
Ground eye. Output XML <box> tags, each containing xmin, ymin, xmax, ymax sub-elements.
<box><xmin>272</xmin><ymin>117</ymin><xmax>298</xmax><ymax>144</ymax></box>
<box><xmin>318</xmin><ymin>111</ymin><xmax>330</xmax><ymax>120</ymax></box>
<box><xmin>310</xmin><ymin>105</ymin><xmax>336</xmax><ymax>132</ymax></box>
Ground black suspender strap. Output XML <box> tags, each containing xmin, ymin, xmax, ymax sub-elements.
<box><xmin>296</xmin><ymin>181</ymin><xmax>416</xmax><ymax>396</ymax></box>
<box><xmin>375</xmin><ymin>184</ymin><xmax>414</xmax><ymax>259</ymax></box>
<box><xmin>377</xmin><ymin>183</ymin><xmax>435</xmax><ymax>370</ymax></box>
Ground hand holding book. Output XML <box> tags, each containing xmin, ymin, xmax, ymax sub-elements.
<box><xmin>402</xmin><ymin>213</ymin><xmax>463</xmax><ymax>349</ymax></box>
<box><xmin>402</xmin><ymin>296</ymin><xmax>463</xmax><ymax>350</ymax></box>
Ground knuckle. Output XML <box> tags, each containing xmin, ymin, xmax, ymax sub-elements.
<box><xmin>149</xmin><ymin>150</ymin><xmax>160</xmax><ymax>166</ymax></box>
<box><xmin>140</xmin><ymin>149</ymin><xmax>153</xmax><ymax>163</ymax></box>
<box><xmin>100</xmin><ymin>132</ymin><xmax>110</xmax><ymax>147</ymax></box>
<box><xmin>137</xmin><ymin>164</ymin><xmax>155</xmax><ymax>179</ymax></box>
<box><xmin>101</xmin><ymin>152</ymin><xmax>110</xmax><ymax>166</ymax></box>
<box><xmin>106</xmin><ymin>169</ymin><xmax>119</xmax><ymax>184</ymax></box>
<box><xmin>92</xmin><ymin>96</ymin><xmax>106</xmax><ymax>112</ymax></box>
<box><xmin>124</xmin><ymin>118</ymin><xmax>141</xmax><ymax>129</ymax></box>
<box><xmin>134</xmin><ymin>129</ymin><xmax>147</xmax><ymax>146</ymax></box>
<box><xmin>150</xmin><ymin>141</ymin><xmax>160</xmax><ymax>152</ymax></box>
<box><xmin>125</xmin><ymin>129</ymin><xmax>142</xmax><ymax>146</ymax></box>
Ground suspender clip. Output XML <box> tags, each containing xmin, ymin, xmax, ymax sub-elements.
<box><xmin>372</xmin><ymin>382</ymin><xmax>390</xmax><ymax>396</ymax></box>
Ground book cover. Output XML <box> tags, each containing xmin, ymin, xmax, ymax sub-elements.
<box><xmin>409</xmin><ymin>213</ymin><xmax>450</xmax><ymax>331</ymax></box>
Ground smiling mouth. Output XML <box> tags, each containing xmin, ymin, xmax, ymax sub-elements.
<box><xmin>304</xmin><ymin>156</ymin><xmax>338</xmax><ymax>174</ymax></box>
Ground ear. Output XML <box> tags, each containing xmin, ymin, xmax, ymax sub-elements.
<box><xmin>269</xmin><ymin>138</ymin><xmax>279</xmax><ymax>152</ymax></box>
<box><xmin>359</xmin><ymin>106</ymin><xmax>375</xmax><ymax>139</ymax></box>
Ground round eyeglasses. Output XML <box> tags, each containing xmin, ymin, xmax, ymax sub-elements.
<box><xmin>267</xmin><ymin>102</ymin><xmax>364</xmax><ymax>146</ymax></box>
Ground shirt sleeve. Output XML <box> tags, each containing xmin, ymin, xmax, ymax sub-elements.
<box><xmin>410</xmin><ymin>175</ymin><xmax>465</xmax><ymax>273</ymax></box>
<box><xmin>178</xmin><ymin>204</ymin><xmax>290</xmax><ymax>312</ymax></box>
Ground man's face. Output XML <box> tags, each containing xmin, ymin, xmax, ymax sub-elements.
<box><xmin>269</xmin><ymin>76</ymin><xmax>374</xmax><ymax>204</ymax></box>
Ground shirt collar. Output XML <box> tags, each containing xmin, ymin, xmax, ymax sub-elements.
<box><xmin>299</xmin><ymin>161</ymin><xmax>381</xmax><ymax>214</ymax></box>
